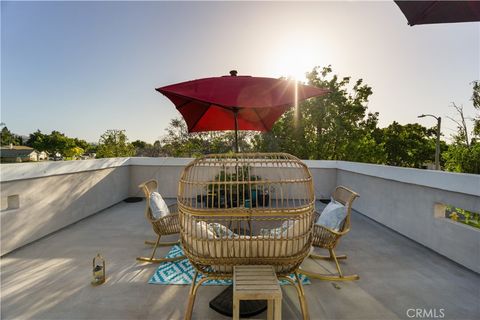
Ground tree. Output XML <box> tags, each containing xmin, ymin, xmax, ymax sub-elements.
<box><xmin>472</xmin><ymin>81</ymin><xmax>480</xmax><ymax>137</ymax></box>
<box><xmin>1</xmin><ymin>126</ymin><xmax>23</xmax><ymax>146</ymax></box>
<box><xmin>159</xmin><ymin>118</ymin><xmax>244</xmax><ymax>157</ymax></box>
<box><xmin>131</xmin><ymin>140</ymin><xmax>164</xmax><ymax>157</ymax></box>
<box><xmin>447</xmin><ymin>103</ymin><xmax>470</xmax><ymax>146</ymax></box>
<box><xmin>96</xmin><ymin>129</ymin><xmax>135</xmax><ymax>158</ymax></box>
<box><xmin>47</xmin><ymin>131</ymin><xmax>74</xmax><ymax>156</ymax></box>
<box><xmin>132</xmin><ymin>140</ymin><xmax>148</xmax><ymax>150</ymax></box>
<box><xmin>64</xmin><ymin>146</ymin><xmax>84</xmax><ymax>159</ymax></box>
<box><xmin>252</xmin><ymin>66</ymin><xmax>383</xmax><ymax>163</ymax></box>
<box><xmin>26</xmin><ymin>130</ymin><xmax>48</xmax><ymax>151</ymax></box>
<box><xmin>73</xmin><ymin>138</ymin><xmax>90</xmax><ymax>151</ymax></box>
<box><xmin>443</xmin><ymin>143</ymin><xmax>480</xmax><ymax>174</ymax></box>
<box><xmin>1</xmin><ymin>126</ymin><xmax>15</xmax><ymax>146</ymax></box>
<box><xmin>380</xmin><ymin>122</ymin><xmax>438</xmax><ymax>168</ymax></box>
<box><xmin>442</xmin><ymin>82</ymin><xmax>480</xmax><ymax>174</ymax></box>
<box><xmin>26</xmin><ymin>130</ymin><xmax>74</xmax><ymax>157</ymax></box>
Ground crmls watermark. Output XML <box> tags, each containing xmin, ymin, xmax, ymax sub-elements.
<box><xmin>406</xmin><ymin>308</ymin><xmax>445</xmax><ymax>319</ymax></box>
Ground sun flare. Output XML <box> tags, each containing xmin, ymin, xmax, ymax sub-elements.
<box><xmin>273</xmin><ymin>45</ymin><xmax>316</xmax><ymax>81</ymax></box>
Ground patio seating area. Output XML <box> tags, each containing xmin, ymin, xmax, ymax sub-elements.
<box><xmin>1</xmin><ymin>199</ymin><xmax>478</xmax><ymax>320</ymax></box>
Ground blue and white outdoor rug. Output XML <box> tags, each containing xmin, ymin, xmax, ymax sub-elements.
<box><xmin>149</xmin><ymin>245</ymin><xmax>311</xmax><ymax>286</ymax></box>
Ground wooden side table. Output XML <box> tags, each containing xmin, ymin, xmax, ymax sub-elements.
<box><xmin>233</xmin><ymin>265</ymin><xmax>282</xmax><ymax>320</ymax></box>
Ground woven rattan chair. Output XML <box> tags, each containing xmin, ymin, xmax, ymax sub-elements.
<box><xmin>136</xmin><ymin>179</ymin><xmax>185</xmax><ymax>263</ymax></box>
<box><xmin>178</xmin><ymin>153</ymin><xmax>315</xmax><ymax>320</ymax></box>
<box><xmin>300</xmin><ymin>186</ymin><xmax>359</xmax><ymax>281</ymax></box>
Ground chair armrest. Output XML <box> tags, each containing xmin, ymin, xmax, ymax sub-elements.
<box><xmin>315</xmin><ymin>223</ymin><xmax>349</xmax><ymax>237</ymax></box>
<box><xmin>151</xmin><ymin>213</ymin><xmax>181</xmax><ymax>234</ymax></box>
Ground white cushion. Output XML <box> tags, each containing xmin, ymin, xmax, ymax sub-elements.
<box><xmin>149</xmin><ymin>192</ymin><xmax>170</xmax><ymax>219</ymax></box>
<box><xmin>193</xmin><ymin>221</ymin><xmax>216</xmax><ymax>239</ymax></box>
<box><xmin>209</xmin><ymin>223</ymin><xmax>238</xmax><ymax>239</ymax></box>
<box><xmin>316</xmin><ymin>197</ymin><xmax>346</xmax><ymax>231</ymax></box>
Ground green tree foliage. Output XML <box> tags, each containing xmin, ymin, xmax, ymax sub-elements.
<box><xmin>96</xmin><ymin>129</ymin><xmax>135</xmax><ymax>158</ymax></box>
<box><xmin>442</xmin><ymin>82</ymin><xmax>480</xmax><ymax>174</ymax></box>
<box><xmin>253</xmin><ymin>66</ymin><xmax>383</xmax><ymax>163</ymax></box>
<box><xmin>380</xmin><ymin>122</ymin><xmax>438</xmax><ymax>168</ymax></box>
<box><xmin>64</xmin><ymin>146</ymin><xmax>85</xmax><ymax>159</ymax></box>
<box><xmin>472</xmin><ymin>81</ymin><xmax>480</xmax><ymax>137</ymax></box>
<box><xmin>131</xmin><ymin>140</ymin><xmax>163</xmax><ymax>157</ymax></box>
<box><xmin>160</xmin><ymin>118</ymin><xmax>250</xmax><ymax>157</ymax></box>
<box><xmin>26</xmin><ymin>130</ymin><xmax>48</xmax><ymax>151</ymax></box>
<box><xmin>46</xmin><ymin>131</ymin><xmax>75</xmax><ymax>156</ymax></box>
<box><xmin>25</xmin><ymin>130</ymin><xmax>90</xmax><ymax>158</ymax></box>
<box><xmin>443</xmin><ymin>143</ymin><xmax>480</xmax><ymax>174</ymax></box>
<box><xmin>0</xmin><ymin>126</ymin><xmax>23</xmax><ymax>146</ymax></box>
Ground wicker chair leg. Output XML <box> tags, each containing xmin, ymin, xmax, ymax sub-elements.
<box><xmin>300</xmin><ymin>249</ymin><xmax>359</xmax><ymax>281</ymax></box>
<box><xmin>145</xmin><ymin>239</ymin><xmax>180</xmax><ymax>247</ymax></box>
<box><xmin>330</xmin><ymin>249</ymin><xmax>344</xmax><ymax>277</ymax></box>
<box><xmin>280</xmin><ymin>275</ymin><xmax>310</xmax><ymax>320</ymax></box>
<box><xmin>295</xmin><ymin>272</ymin><xmax>309</xmax><ymax>320</ymax></box>
<box><xmin>184</xmin><ymin>271</ymin><xmax>209</xmax><ymax>320</ymax></box>
<box><xmin>137</xmin><ymin>235</ymin><xmax>185</xmax><ymax>263</ymax></box>
<box><xmin>310</xmin><ymin>252</ymin><xmax>347</xmax><ymax>260</ymax></box>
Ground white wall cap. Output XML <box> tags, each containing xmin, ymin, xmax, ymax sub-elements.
<box><xmin>1</xmin><ymin>157</ymin><xmax>479</xmax><ymax>197</ymax></box>
<box><xmin>0</xmin><ymin>158</ymin><xmax>130</xmax><ymax>182</ymax></box>
<box><xmin>303</xmin><ymin>160</ymin><xmax>338</xmax><ymax>168</ymax></box>
<box><xmin>128</xmin><ymin>157</ymin><xmax>194</xmax><ymax>166</ymax></box>
<box><xmin>336</xmin><ymin>161</ymin><xmax>480</xmax><ymax>197</ymax></box>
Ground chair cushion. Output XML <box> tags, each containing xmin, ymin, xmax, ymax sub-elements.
<box><xmin>209</xmin><ymin>222</ymin><xmax>238</xmax><ymax>238</ymax></box>
<box><xmin>149</xmin><ymin>192</ymin><xmax>170</xmax><ymax>219</ymax></box>
<box><xmin>259</xmin><ymin>224</ymin><xmax>289</xmax><ymax>237</ymax></box>
<box><xmin>193</xmin><ymin>221</ymin><xmax>216</xmax><ymax>239</ymax></box>
<box><xmin>259</xmin><ymin>218</ymin><xmax>309</xmax><ymax>238</ymax></box>
<box><xmin>316</xmin><ymin>197</ymin><xmax>346</xmax><ymax>231</ymax></box>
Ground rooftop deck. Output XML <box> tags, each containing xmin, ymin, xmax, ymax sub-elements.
<box><xmin>2</xmin><ymin>200</ymin><xmax>478</xmax><ymax>320</ymax></box>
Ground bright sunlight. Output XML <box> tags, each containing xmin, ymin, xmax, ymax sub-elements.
<box><xmin>271</xmin><ymin>43</ymin><xmax>317</xmax><ymax>81</ymax></box>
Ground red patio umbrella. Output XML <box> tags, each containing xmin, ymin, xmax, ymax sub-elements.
<box><xmin>395</xmin><ymin>1</ymin><xmax>480</xmax><ymax>26</ymax></box>
<box><xmin>156</xmin><ymin>70</ymin><xmax>329</xmax><ymax>152</ymax></box>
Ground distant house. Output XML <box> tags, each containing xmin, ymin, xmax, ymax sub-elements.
<box><xmin>0</xmin><ymin>145</ymin><xmax>48</xmax><ymax>163</ymax></box>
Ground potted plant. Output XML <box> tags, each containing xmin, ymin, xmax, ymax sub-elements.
<box><xmin>197</xmin><ymin>166</ymin><xmax>269</xmax><ymax>208</ymax></box>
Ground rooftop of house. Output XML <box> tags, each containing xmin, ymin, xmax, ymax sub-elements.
<box><xmin>0</xmin><ymin>145</ymin><xmax>36</xmax><ymax>157</ymax></box>
<box><xmin>1</xmin><ymin>199</ymin><xmax>478</xmax><ymax>320</ymax></box>
<box><xmin>1</xmin><ymin>157</ymin><xmax>478</xmax><ymax>320</ymax></box>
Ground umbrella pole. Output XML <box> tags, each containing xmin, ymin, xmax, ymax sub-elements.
<box><xmin>234</xmin><ymin>108</ymin><xmax>239</xmax><ymax>153</ymax></box>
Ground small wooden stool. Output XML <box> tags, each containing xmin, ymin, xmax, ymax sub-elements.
<box><xmin>233</xmin><ymin>265</ymin><xmax>282</xmax><ymax>320</ymax></box>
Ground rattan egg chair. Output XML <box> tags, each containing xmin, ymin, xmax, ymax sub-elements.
<box><xmin>300</xmin><ymin>186</ymin><xmax>360</xmax><ymax>281</ymax></box>
<box><xmin>136</xmin><ymin>179</ymin><xmax>185</xmax><ymax>263</ymax></box>
<box><xmin>178</xmin><ymin>153</ymin><xmax>315</xmax><ymax>320</ymax></box>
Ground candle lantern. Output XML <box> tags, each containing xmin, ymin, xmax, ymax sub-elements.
<box><xmin>91</xmin><ymin>253</ymin><xmax>105</xmax><ymax>286</ymax></box>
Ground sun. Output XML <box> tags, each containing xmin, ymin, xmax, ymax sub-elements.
<box><xmin>272</xmin><ymin>45</ymin><xmax>316</xmax><ymax>81</ymax></box>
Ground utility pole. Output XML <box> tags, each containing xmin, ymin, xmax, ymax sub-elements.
<box><xmin>418</xmin><ymin>114</ymin><xmax>441</xmax><ymax>170</ymax></box>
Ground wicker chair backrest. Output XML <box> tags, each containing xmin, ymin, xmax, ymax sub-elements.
<box><xmin>139</xmin><ymin>179</ymin><xmax>158</xmax><ymax>223</ymax></box>
<box><xmin>333</xmin><ymin>186</ymin><xmax>359</xmax><ymax>233</ymax></box>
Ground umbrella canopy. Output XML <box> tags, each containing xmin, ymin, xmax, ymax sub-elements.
<box><xmin>395</xmin><ymin>1</ymin><xmax>480</xmax><ymax>26</ymax></box>
<box><xmin>156</xmin><ymin>71</ymin><xmax>329</xmax><ymax>152</ymax></box>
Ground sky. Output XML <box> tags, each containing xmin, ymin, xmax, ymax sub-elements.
<box><xmin>1</xmin><ymin>1</ymin><xmax>479</xmax><ymax>143</ymax></box>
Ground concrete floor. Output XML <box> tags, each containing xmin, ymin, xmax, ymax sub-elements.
<box><xmin>1</xmin><ymin>200</ymin><xmax>479</xmax><ymax>320</ymax></box>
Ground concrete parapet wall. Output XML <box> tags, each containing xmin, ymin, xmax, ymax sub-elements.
<box><xmin>1</xmin><ymin>163</ymin><xmax>129</xmax><ymax>255</ymax></box>
<box><xmin>1</xmin><ymin>157</ymin><xmax>478</xmax><ymax>274</ymax></box>
<box><xmin>334</xmin><ymin>162</ymin><xmax>480</xmax><ymax>273</ymax></box>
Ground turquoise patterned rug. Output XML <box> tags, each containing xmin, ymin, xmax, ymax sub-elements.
<box><xmin>149</xmin><ymin>245</ymin><xmax>311</xmax><ymax>286</ymax></box>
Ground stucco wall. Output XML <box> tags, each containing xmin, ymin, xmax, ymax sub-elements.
<box><xmin>128</xmin><ymin>157</ymin><xmax>192</xmax><ymax>198</ymax></box>
<box><xmin>1</xmin><ymin>157</ymin><xmax>479</xmax><ymax>274</ymax></box>
<box><xmin>128</xmin><ymin>158</ymin><xmax>338</xmax><ymax>200</ymax></box>
<box><xmin>1</xmin><ymin>163</ymin><xmax>129</xmax><ymax>255</ymax></box>
<box><xmin>335</xmin><ymin>163</ymin><xmax>480</xmax><ymax>273</ymax></box>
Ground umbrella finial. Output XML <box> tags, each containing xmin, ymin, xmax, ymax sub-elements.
<box><xmin>229</xmin><ymin>70</ymin><xmax>238</xmax><ymax>76</ymax></box>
